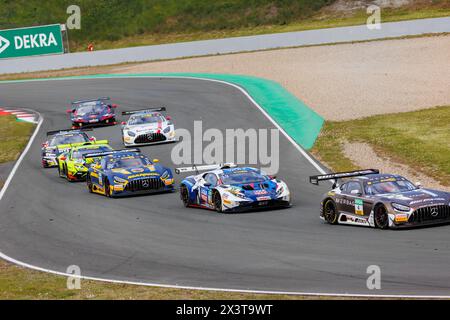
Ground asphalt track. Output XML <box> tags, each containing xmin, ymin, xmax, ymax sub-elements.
<box><xmin>0</xmin><ymin>77</ymin><xmax>450</xmax><ymax>296</ymax></box>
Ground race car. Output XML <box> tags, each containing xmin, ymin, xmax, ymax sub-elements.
<box><xmin>121</xmin><ymin>107</ymin><xmax>176</xmax><ymax>146</ymax></box>
<box><xmin>310</xmin><ymin>169</ymin><xmax>450</xmax><ymax>229</ymax></box>
<box><xmin>41</xmin><ymin>128</ymin><xmax>95</xmax><ymax>168</ymax></box>
<box><xmin>84</xmin><ymin>149</ymin><xmax>174</xmax><ymax>197</ymax></box>
<box><xmin>66</xmin><ymin>97</ymin><xmax>117</xmax><ymax>128</ymax></box>
<box><xmin>175</xmin><ymin>163</ymin><xmax>291</xmax><ymax>213</ymax></box>
<box><xmin>57</xmin><ymin>141</ymin><xmax>112</xmax><ymax>181</ymax></box>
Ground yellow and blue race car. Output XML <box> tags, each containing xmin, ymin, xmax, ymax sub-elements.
<box><xmin>57</xmin><ymin>141</ymin><xmax>111</xmax><ymax>182</ymax></box>
<box><xmin>84</xmin><ymin>149</ymin><xmax>174</xmax><ymax>197</ymax></box>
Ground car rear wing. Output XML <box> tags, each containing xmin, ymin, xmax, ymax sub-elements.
<box><xmin>46</xmin><ymin>128</ymin><xmax>93</xmax><ymax>136</ymax></box>
<box><xmin>309</xmin><ymin>169</ymin><xmax>379</xmax><ymax>185</ymax></box>
<box><xmin>82</xmin><ymin>148</ymin><xmax>141</xmax><ymax>159</ymax></box>
<box><xmin>175</xmin><ymin>163</ymin><xmax>237</xmax><ymax>174</ymax></box>
<box><xmin>122</xmin><ymin>107</ymin><xmax>166</xmax><ymax>116</ymax></box>
<box><xmin>56</xmin><ymin>140</ymin><xmax>109</xmax><ymax>152</ymax></box>
<box><xmin>72</xmin><ymin>97</ymin><xmax>110</xmax><ymax>104</ymax></box>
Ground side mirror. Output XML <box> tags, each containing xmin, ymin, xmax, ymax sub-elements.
<box><xmin>153</xmin><ymin>159</ymin><xmax>159</xmax><ymax>163</ymax></box>
<box><xmin>350</xmin><ymin>189</ymin><xmax>362</xmax><ymax>196</ymax></box>
<box><xmin>121</xmin><ymin>121</ymin><xmax>126</xmax><ymax>125</ymax></box>
<box><xmin>166</xmin><ymin>116</ymin><xmax>172</xmax><ymax>121</ymax></box>
<box><xmin>94</xmin><ymin>164</ymin><xmax>101</xmax><ymax>170</ymax></box>
<box><xmin>269</xmin><ymin>175</ymin><xmax>277</xmax><ymax>180</ymax></box>
<box><xmin>66</xmin><ymin>109</ymin><xmax>73</xmax><ymax>114</ymax></box>
<box><xmin>60</xmin><ymin>156</ymin><xmax>66</xmax><ymax>161</ymax></box>
<box><xmin>89</xmin><ymin>136</ymin><xmax>96</xmax><ymax>141</ymax></box>
<box><xmin>416</xmin><ymin>181</ymin><xmax>422</xmax><ymax>188</ymax></box>
<box><xmin>111</xmin><ymin>104</ymin><xmax>118</xmax><ymax>108</ymax></box>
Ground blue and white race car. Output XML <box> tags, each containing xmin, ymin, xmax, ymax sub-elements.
<box><xmin>175</xmin><ymin>163</ymin><xmax>291</xmax><ymax>213</ymax></box>
<box><xmin>67</xmin><ymin>97</ymin><xmax>117</xmax><ymax>128</ymax></box>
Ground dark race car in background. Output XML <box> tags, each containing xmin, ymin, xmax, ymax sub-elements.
<box><xmin>41</xmin><ymin>129</ymin><xmax>95</xmax><ymax>168</ymax></box>
<box><xmin>67</xmin><ymin>97</ymin><xmax>117</xmax><ymax>129</ymax></box>
<box><xmin>84</xmin><ymin>149</ymin><xmax>174</xmax><ymax>197</ymax></box>
<box><xmin>310</xmin><ymin>169</ymin><xmax>450</xmax><ymax>229</ymax></box>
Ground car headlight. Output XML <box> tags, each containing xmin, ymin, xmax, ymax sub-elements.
<box><xmin>114</xmin><ymin>176</ymin><xmax>128</xmax><ymax>184</ymax></box>
<box><xmin>161</xmin><ymin>170</ymin><xmax>170</xmax><ymax>179</ymax></box>
<box><xmin>276</xmin><ymin>186</ymin><xmax>284</xmax><ymax>196</ymax></box>
<box><xmin>391</xmin><ymin>203</ymin><xmax>410</xmax><ymax>212</ymax></box>
<box><xmin>228</xmin><ymin>189</ymin><xmax>247</xmax><ymax>199</ymax></box>
<box><xmin>127</xmin><ymin>131</ymin><xmax>136</xmax><ymax>137</ymax></box>
<box><xmin>163</xmin><ymin>126</ymin><xmax>171</xmax><ymax>133</ymax></box>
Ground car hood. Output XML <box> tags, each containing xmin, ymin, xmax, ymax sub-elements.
<box><xmin>109</xmin><ymin>164</ymin><xmax>167</xmax><ymax>179</ymax></box>
<box><xmin>377</xmin><ymin>189</ymin><xmax>450</xmax><ymax>208</ymax></box>
<box><xmin>222</xmin><ymin>180</ymin><xmax>279</xmax><ymax>199</ymax></box>
<box><xmin>126</xmin><ymin>122</ymin><xmax>166</xmax><ymax>132</ymax></box>
<box><xmin>73</xmin><ymin>109</ymin><xmax>110</xmax><ymax>119</ymax></box>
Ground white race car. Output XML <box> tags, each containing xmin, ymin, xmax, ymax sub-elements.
<box><xmin>121</xmin><ymin>108</ymin><xmax>176</xmax><ymax>146</ymax></box>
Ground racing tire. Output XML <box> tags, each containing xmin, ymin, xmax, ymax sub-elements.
<box><xmin>180</xmin><ymin>184</ymin><xmax>191</xmax><ymax>207</ymax></box>
<box><xmin>64</xmin><ymin>165</ymin><xmax>71</xmax><ymax>182</ymax></box>
<box><xmin>104</xmin><ymin>178</ymin><xmax>114</xmax><ymax>198</ymax></box>
<box><xmin>86</xmin><ymin>174</ymin><xmax>93</xmax><ymax>193</ymax></box>
<box><xmin>212</xmin><ymin>191</ymin><xmax>223</xmax><ymax>213</ymax></box>
<box><xmin>57</xmin><ymin>162</ymin><xmax>65</xmax><ymax>178</ymax></box>
<box><xmin>374</xmin><ymin>205</ymin><xmax>389</xmax><ymax>229</ymax></box>
<box><xmin>323</xmin><ymin>199</ymin><xmax>339</xmax><ymax>225</ymax></box>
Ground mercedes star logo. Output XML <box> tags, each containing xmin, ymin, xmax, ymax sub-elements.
<box><xmin>430</xmin><ymin>207</ymin><xmax>439</xmax><ymax>217</ymax></box>
<box><xmin>142</xmin><ymin>179</ymin><xmax>149</xmax><ymax>188</ymax></box>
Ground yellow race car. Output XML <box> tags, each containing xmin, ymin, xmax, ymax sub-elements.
<box><xmin>57</xmin><ymin>140</ymin><xmax>111</xmax><ymax>182</ymax></box>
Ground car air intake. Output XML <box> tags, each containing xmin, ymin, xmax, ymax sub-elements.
<box><xmin>408</xmin><ymin>205</ymin><xmax>450</xmax><ymax>223</ymax></box>
<box><xmin>126</xmin><ymin>178</ymin><xmax>165</xmax><ymax>192</ymax></box>
<box><xmin>135</xmin><ymin>133</ymin><xmax>166</xmax><ymax>144</ymax></box>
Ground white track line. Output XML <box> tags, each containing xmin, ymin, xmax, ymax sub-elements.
<box><xmin>0</xmin><ymin>76</ymin><xmax>447</xmax><ymax>299</ymax></box>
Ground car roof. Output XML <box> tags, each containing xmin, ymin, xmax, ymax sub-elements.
<box><xmin>349</xmin><ymin>173</ymin><xmax>406</xmax><ymax>183</ymax></box>
<box><xmin>74</xmin><ymin>100</ymin><xmax>104</xmax><ymax>107</ymax></box>
<box><xmin>53</xmin><ymin>131</ymin><xmax>86</xmax><ymax>136</ymax></box>
<box><xmin>105</xmin><ymin>152</ymin><xmax>143</xmax><ymax>160</ymax></box>
<box><xmin>213</xmin><ymin>167</ymin><xmax>260</xmax><ymax>175</ymax></box>
<box><xmin>71</xmin><ymin>144</ymin><xmax>110</xmax><ymax>151</ymax></box>
<box><xmin>130</xmin><ymin>112</ymin><xmax>162</xmax><ymax>118</ymax></box>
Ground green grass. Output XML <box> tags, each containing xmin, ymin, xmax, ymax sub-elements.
<box><xmin>0</xmin><ymin>0</ymin><xmax>448</xmax><ymax>52</ymax></box>
<box><xmin>0</xmin><ymin>115</ymin><xmax>34</xmax><ymax>164</ymax></box>
<box><xmin>1</xmin><ymin>259</ymin><xmax>375</xmax><ymax>300</ymax></box>
<box><xmin>311</xmin><ymin>106</ymin><xmax>450</xmax><ymax>187</ymax></box>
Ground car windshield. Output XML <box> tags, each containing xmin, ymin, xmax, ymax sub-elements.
<box><xmin>50</xmin><ymin>133</ymin><xmax>88</xmax><ymax>146</ymax></box>
<box><xmin>220</xmin><ymin>171</ymin><xmax>266</xmax><ymax>184</ymax></box>
<box><xmin>128</xmin><ymin>114</ymin><xmax>163</xmax><ymax>125</ymax></box>
<box><xmin>364</xmin><ymin>179</ymin><xmax>417</xmax><ymax>195</ymax></box>
<box><xmin>72</xmin><ymin>146</ymin><xmax>111</xmax><ymax>160</ymax></box>
<box><xmin>110</xmin><ymin>157</ymin><xmax>148</xmax><ymax>169</ymax></box>
<box><xmin>75</xmin><ymin>102</ymin><xmax>104</xmax><ymax>114</ymax></box>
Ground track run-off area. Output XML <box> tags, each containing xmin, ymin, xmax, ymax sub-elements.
<box><xmin>0</xmin><ymin>76</ymin><xmax>449</xmax><ymax>297</ymax></box>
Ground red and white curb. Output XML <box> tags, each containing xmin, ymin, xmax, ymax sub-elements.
<box><xmin>0</xmin><ymin>107</ymin><xmax>39</xmax><ymax>124</ymax></box>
